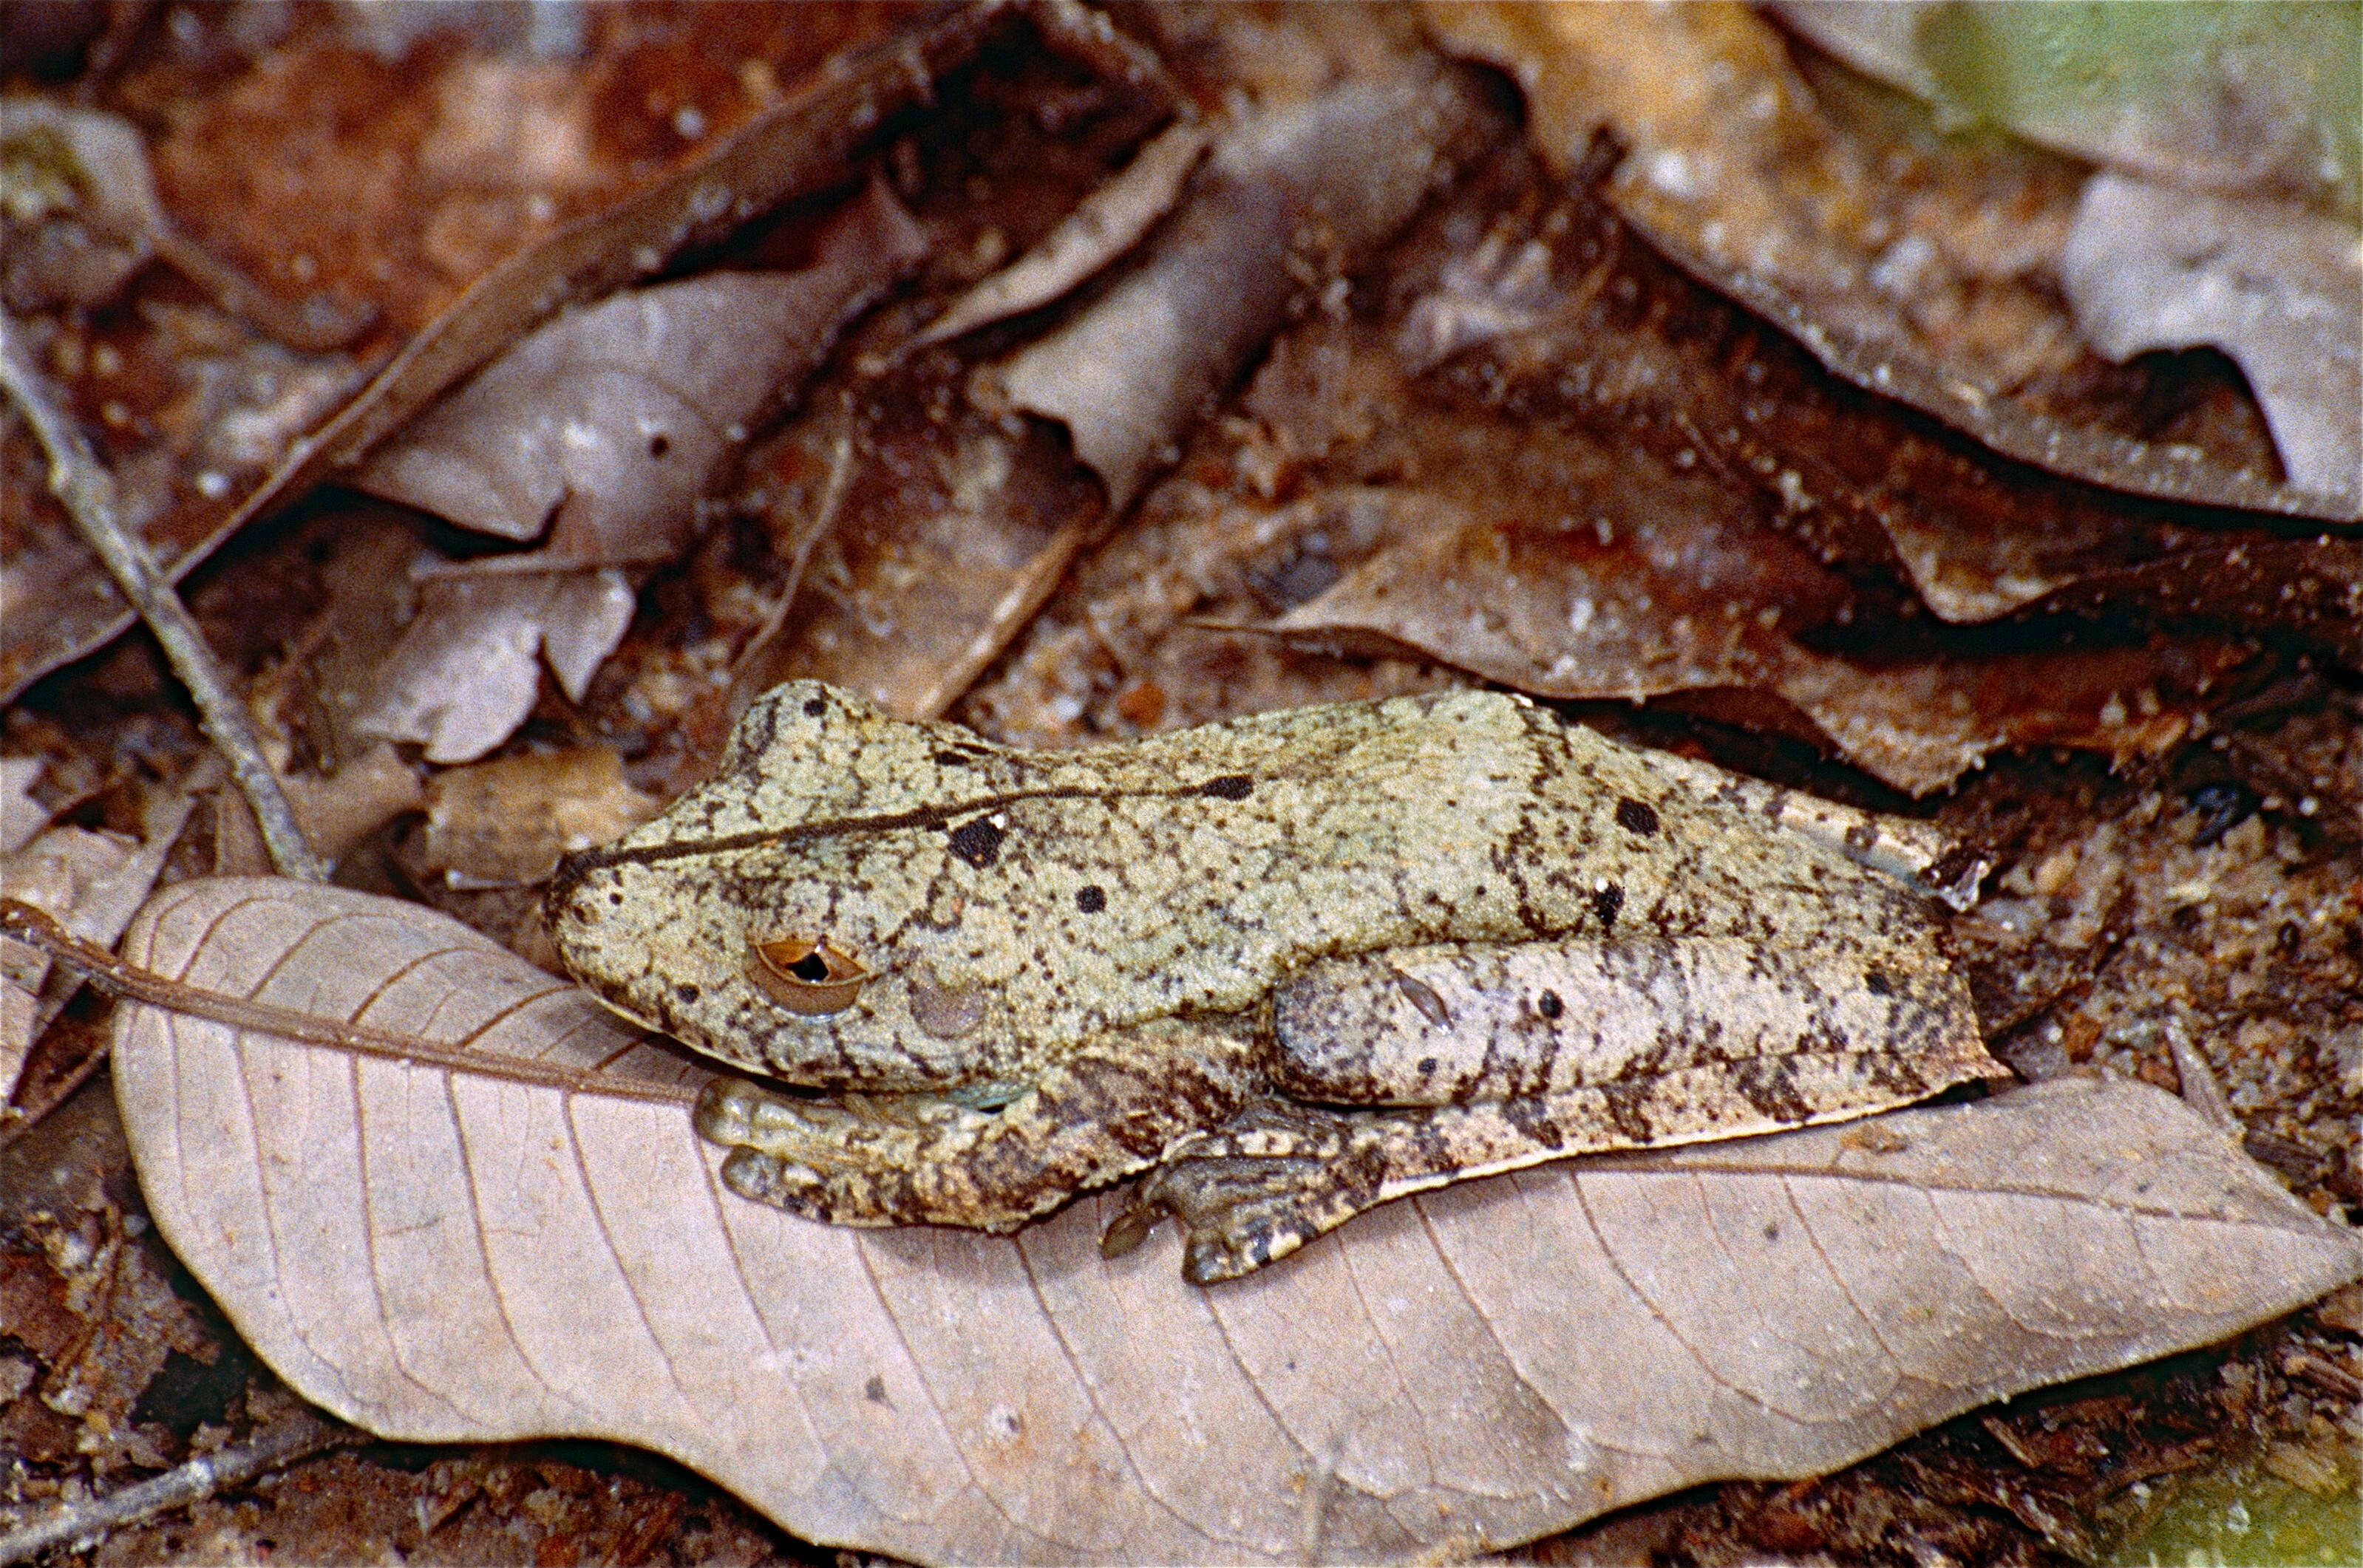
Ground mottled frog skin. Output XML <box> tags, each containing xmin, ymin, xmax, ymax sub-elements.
<box><xmin>550</xmin><ymin>681</ymin><xmax>1998</xmax><ymax>1281</ymax></box>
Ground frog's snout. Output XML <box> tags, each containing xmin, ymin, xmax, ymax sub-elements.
<box><xmin>543</xmin><ymin>853</ymin><xmax>625</xmax><ymax>964</ymax></box>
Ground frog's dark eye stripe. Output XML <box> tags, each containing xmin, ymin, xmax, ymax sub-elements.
<box><xmin>747</xmin><ymin>933</ymin><xmax>871</xmax><ymax>1015</ymax></box>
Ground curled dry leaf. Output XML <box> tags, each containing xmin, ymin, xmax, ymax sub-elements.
<box><xmin>346</xmin><ymin>180</ymin><xmax>928</xmax><ymax>766</ymax></box>
<box><xmin>2061</xmin><ymin>174</ymin><xmax>2362</xmax><ymax>503</ymax></box>
<box><xmin>995</xmin><ymin>65</ymin><xmax>1503</xmax><ymax>511</ymax></box>
<box><xmin>355</xmin><ymin>180</ymin><xmax>928</xmax><ymax>564</ymax></box>
<box><xmin>355</xmin><ymin>567</ymin><xmax>637</xmax><ymax>766</ymax></box>
<box><xmin>113</xmin><ymin>877</ymin><xmax>2359</xmax><ymax>1563</ymax></box>
<box><xmin>913</xmin><ymin>118</ymin><xmax>1211</xmax><ymax>350</ymax></box>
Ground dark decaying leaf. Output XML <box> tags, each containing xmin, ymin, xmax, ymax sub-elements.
<box><xmin>1419</xmin><ymin>0</ymin><xmax>2360</xmax><ymax>523</ymax></box>
<box><xmin>110</xmin><ymin>877</ymin><xmax>2359</xmax><ymax>1564</ymax></box>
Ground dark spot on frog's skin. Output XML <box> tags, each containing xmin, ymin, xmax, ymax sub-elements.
<box><xmin>1075</xmin><ymin>884</ymin><xmax>1106</xmax><ymax>914</ymax></box>
<box><xmin>608</xmin><ymin>891</ymin><xmax>623</xmax><ymax>906</ymax></box>
<box><xmin>948</xmin><ymin>815</ymin><xmax>1005</xmax><ymax>869</ymax></box>
<box><xmin>1591</xmin><ymin>883</ymin><xmax>1624</xmax><ymax>929</ymax></box>
<box><xmin>648</xmin><ymin>432</ymin><xmax>670</xmax><ymax>458</ymax></box>
<box><xmin>803</xmin><ymin>695</ymin><xmax>826</xmax><ymax>717</ymax></box>
<box><xmin>1865</xmin><ymin>967</ymin><xmax>1894</xmax><ymax>997</ymax></box>
<box><xmin>1417</xmin><ymin>1056</ymin><xmax>1438</xmax><ymax>1076</ymax></box>
<box><xmin>934</xmin><ymin>750</ymin><xmax>971</xmax><ymax>766</ymax></box>
<box><xmin>1763</xmin><ymin>1221</ymin><xmax>1779</xmax><ymax>1241</ymax></box>
<box><xmin>1197</xmin><ymin>774</ymin><xmax>1254</xmax><ymax>800</ymax></box>
<box><xmin>1615</xmin><ymin>797</ymin><xmax>1659</xmax><ymax>836</ymax></box>
<box><xmin>864</xmin><ymin>1374</ymin><xmax>889</xmax><ymax>1404</ymax></box>
<box><xmin>1537</xmin><ymin>989</ymin><xmax>1563</xmax><ymax>1020</ymax></box>
<box><xmin>674</xmin><ymin>982</ymin><xmax>701</xmax><ymax>1003</ymax></box>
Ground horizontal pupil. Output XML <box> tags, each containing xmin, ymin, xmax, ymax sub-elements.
<box><xmin>789</xmin><ymin>952</ymin><xmax>832</xmax><ymax>982</ymax></box>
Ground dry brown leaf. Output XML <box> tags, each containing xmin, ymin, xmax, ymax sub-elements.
<box><xmin>355</xmin><ymin>181</ymin><xmax>928</xmax><ymax>564</ymax></box>
<box><xmin>1</xmin><ymin>771</ymin><xmax>201</xmax><ymax>1099</ymax></box>
<box><xmin>419</xmin><ymin>747</ymin><xmax>658</xmax><ymax>888</ymax></box>
<box><xmin>112</xmin><ymin>876</ymin><xmax>2359</xmax><ymax>1563</ymax></box>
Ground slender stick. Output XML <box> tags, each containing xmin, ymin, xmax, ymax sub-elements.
<box><xmin>0</xmin><ymin>311</ymin><xmax>328</xmax><ymax>882</ymax></box>
<box><xmin>0</xmin><ymin>1412</ymin><xmax>348</xmax><ymax>1567</ymax></box>
<box><xmin>0</xmin><ymin>899</ymin><xmax>701</xmax><ymax>1109</ymax></box>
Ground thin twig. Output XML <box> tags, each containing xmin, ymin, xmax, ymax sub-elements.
<box><xmin>0</xmin><ymin>899</ymin><xmax>701</xmax><ymax>1110</ymax></box>
<box><xmin>0</xmin><ymin>311</ymin><xmax>328</xmax><ymax>883</ymax></box>
<box><xmin>0</xmin><ymin>1411</ymin><xmax>349</xmax><ymax>1566</ymax></box>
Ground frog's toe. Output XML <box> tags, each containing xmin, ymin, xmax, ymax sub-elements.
<box><xmin>1104</xmin><ymin>1156</ymin><xmax>1365</xmax><ymax>1283</ymax></box>
<box><xmin>696</xmin><ymin>1077</ymin><xmax>859</xmax><ymax>1155</ymax></box>
<box><xmin>718</xmin><ymin>1146</ymin><xmax>832</xmax><ymax>1216</ymax></box>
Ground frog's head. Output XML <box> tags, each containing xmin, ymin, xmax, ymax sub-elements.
<box><xmin>548</xmin><ymin>681</ymin><xmax>1084</xmax><ymax>1094</ymax></box>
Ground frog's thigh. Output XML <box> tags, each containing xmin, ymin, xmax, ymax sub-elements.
<box><xmin>697</xmin><ymin>1014</ymin><xmax>1263</xmax><ymax>1232</ymax></box>
<box><xmin>1273</xmin><ymin>932</ymin><xmax>1985</xmax><ymax>1105</ymax></box>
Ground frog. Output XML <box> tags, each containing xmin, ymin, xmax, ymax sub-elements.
<box><xmin>548</xmin><ymin>679</ymin><xmax>2001</xmax><ymax>1282</ymax></box>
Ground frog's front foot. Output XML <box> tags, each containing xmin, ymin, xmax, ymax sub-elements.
<box><xmin>697</xmin><ymin>1078</ymin><xmax>934</xmax><ymax>1227</ymax></box>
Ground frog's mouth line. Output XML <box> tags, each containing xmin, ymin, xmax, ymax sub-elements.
<box><xmin>552</xmin><ymin>774</ymin><xmax>1262</xmax><ymax>879</ymax></box>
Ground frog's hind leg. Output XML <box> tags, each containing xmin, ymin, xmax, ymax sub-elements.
<box><xmin>1109</xmin><ymin>1034</ymin><xmax>1991</xmax><ymax>1282</ymax></box>
<box><xmin>697</xmin><ymin>1014</ymin><xmax>1264</xmax><ymax>1233</ymax></box>
<box><xmin>1104</xmin><ymin>1098</ymin><xmax>1534</xmax><ymax>1283</ymax></box>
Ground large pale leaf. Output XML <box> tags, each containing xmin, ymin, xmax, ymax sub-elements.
<box><xmin>113</xmin><ymin>878</ymin><xmax>2359</xmax><ymax>1564</ymax></box>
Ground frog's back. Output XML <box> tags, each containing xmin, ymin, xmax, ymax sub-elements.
<box><xmin>554</xmin><ymin>682</ymin><xmax>1942</xmax><ymax>1086</ymax></box>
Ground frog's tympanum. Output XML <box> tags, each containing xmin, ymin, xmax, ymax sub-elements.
<box><xmin>551</xmin><ymin>681</ymin><xmax>1999</xmax><ymax>1281</ymax></box>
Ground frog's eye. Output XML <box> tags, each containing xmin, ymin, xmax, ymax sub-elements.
<box><xmin>746</xmin><ymin>933</ymin><xmax>871</xmax><ymax>1015</ymax></box>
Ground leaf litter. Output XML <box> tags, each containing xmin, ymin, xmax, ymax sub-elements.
<box><xmin>2</xmin><ymin>2</ymin><xmax>2359</xmax><ymax>1564</ymax></box>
